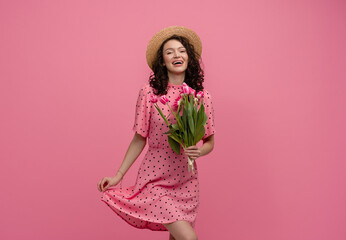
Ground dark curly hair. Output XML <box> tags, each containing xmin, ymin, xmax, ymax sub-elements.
<box><xmin>148</xmin><ymin>35</ymin><xmax>205</xmax><ymax>96</ymax></box>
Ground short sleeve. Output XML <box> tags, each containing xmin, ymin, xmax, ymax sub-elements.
<box><xmin>132</xmin><ymin>84</ymin><xmax>152</xmax><ymax>138</ymax></box>
<box><xmin>202</xmin><ymin>89</ymin><xmax>216</xmax><ymax>141</ymax></box>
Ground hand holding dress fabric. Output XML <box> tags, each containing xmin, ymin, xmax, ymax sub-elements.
<box><xmin>97</xmin><ymin>175</ymin><xmax>122</xmax><ymax>192</ymax></box>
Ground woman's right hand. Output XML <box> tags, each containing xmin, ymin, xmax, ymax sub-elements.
<box><xmin>97</xmin><ymin>175</ymin><xmax>122</xmax><ymax>192</ymax></box>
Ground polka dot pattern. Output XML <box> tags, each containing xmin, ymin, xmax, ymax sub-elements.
<box><xmin>100</xmin><ymin>82</ymin><xmax>216</xmax><ymax>231</ymax></box>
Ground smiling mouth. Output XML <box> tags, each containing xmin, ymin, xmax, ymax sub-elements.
<box><xmin>173</xmin><ymin>61</ymin><xmax>183</xmax><ymax>65</ymax></box>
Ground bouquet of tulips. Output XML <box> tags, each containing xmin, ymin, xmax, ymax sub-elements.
<box><xmin>150</xmin><ymin>83</ymin><xmax>207</xmax><ymax>174</ymax></box>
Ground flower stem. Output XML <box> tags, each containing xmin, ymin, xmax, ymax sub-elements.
<box><xmin>154</xmin><ymin>103</ymin><xmax>169</xmax><ymax>125</ymax></box>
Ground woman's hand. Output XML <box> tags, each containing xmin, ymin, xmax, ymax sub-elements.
<box><xmin>97</xmin><ymin>174</ymin><xmax>122</xmax><ymax>192</ymax></box>
<box><xmin>184</xmin><ymin>145</ymin><xmax>201</xmax><ymax>161</ymax></box>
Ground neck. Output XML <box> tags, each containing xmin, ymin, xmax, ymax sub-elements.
<box><xmin>167</xmin><ymin>71</ymin><xmax>185</xmax><ymax>85</ymax></box>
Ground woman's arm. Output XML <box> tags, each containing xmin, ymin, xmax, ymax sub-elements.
<box><xmin>113</xmin><ymin>132</ymin><xmax>147</xmax><ymax>179</ymax></box>
<box><xmin>200</xmin><ymin>134</ymin><xmax>215</xmax><ymax>157</ymax></box>
<box><xmin>184</xmin><ymin>134</ymin><xmax>215</xmax><ymax>161</ymax></box>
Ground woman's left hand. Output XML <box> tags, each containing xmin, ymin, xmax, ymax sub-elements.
<box><xmin>184</xmin><ymin>145</ymin><xmax>201</xmax><ymax>161</ymax></box>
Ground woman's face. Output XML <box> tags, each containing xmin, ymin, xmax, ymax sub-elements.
<box><xmin>162</xmin><ymin>39</ymin><xmax>189</xmax><ymax>74</ymax></box>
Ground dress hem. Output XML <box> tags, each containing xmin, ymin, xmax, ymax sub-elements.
<box><xmin>100</xmin><ymin>198</ymin><xmax>195</xmax><ymax>231</ymax></box>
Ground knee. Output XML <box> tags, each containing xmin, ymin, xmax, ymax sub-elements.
<box><xmin>182</xmin><ymin>234</ymin><xmax>198</xmax><ymax>240</ymax></box>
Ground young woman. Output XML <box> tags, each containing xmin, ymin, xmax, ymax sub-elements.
<box><xmin>97</xmin><ymin>26</ymin><xmax>215</xmax><ymax>240</ymax></box>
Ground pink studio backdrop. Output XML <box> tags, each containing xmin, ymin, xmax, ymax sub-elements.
<box><xmin>1</xmin><ymin>0</ymin><xmax>345</xmax><ymax>240</ymax></box>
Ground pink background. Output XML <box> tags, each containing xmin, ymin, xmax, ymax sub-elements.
<box><xmin>1</xmin><ymin>0</ymin><xmax>345</xmax><ymax>239</ymax></box>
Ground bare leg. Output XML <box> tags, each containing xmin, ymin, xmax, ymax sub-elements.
<box><xmin>163</xmin><ymin>220</ymin><xmax>198</xmax><ymax>240</ymax></box>
<box><xmin>169</xmin><ymin>233</ymin><xmax>176</xmax><ymax>240</ymax></box>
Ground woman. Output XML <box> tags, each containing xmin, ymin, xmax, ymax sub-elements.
<box><xmin>97</xmin><ymin>26</ymin><xmax>215</xmax><ymax>240</ymax></box>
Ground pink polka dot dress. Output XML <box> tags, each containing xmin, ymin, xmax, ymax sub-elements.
<box><xmin>101</xmin><ymin>82</ymin><xmax>216</xmax><ymax>231</ymax></box>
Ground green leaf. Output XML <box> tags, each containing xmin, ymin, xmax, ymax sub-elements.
<box><xmin>195</xmin><ymin>125</ymin><xmax>206</xmax><ymax>143</ymax></box>
<box><xmin>182</xmin><ymin>100</ymin><xmax>188</xmax><ymax>145</ymax></box>
<box><xmin>171</xmin><ymin>124</ymin><xmax>179</xmax><ymax>130</ymax></box>
<box><xmin>177</xmin><ymin>104</ymin><xmax>182</xmax><ymax>115</ymax></box>
<box><xmin>167</xmin><ymin>104</ymin><xmax>185</xmax><ymax>132</ymax></box>
<box><xmin>169</xmin><ymin>133</ymin><xmax>183</xmax><ymax>145</ymax></box>
<box><xmin>203</xmin><ymin>112</ymin><xmax>208</xmax><ymax>126</ymax></box>
<box><xmin>168</xmin><ymin>135</ymin><xmax>180</xmax><ymax>155</ymax></box>
<box><xmin>188</xmin><ymin>96</ymin><xmax>195</xmax><ymax>136</ymax></box>
<box><xmin>176</xmin><ymin>114</ymin><xmax>184</xmax><ymax>132</ymax></box>
<box><xmin>193</xmin><ymin>103</ymin><xmax>197</xmax><ymax>129</ymax></box>
<box><xmin>197</xmin><ymin>98</ymin><xmax>208</xmax><ymax>126</ymax></box>
<box><xmin>197</xmin><ymin>100</ymin><xmax>205</xmax><ymax>126</ymax></box>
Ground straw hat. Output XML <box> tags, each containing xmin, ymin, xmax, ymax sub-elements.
<box><xmin>146</xmin><ymin>26</ymin><xmax>202</xmax><ymax>70</ymax></box>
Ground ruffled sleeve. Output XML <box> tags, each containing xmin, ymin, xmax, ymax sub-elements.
<box><xmin>202</xmin><ymin>89</ymin><xmax>216</xmax><ymax>141</ymax></box>
<box><xmin>132</xmin><ymin>84</ymin><xmax>152</xmax><ymax>138</ymax></box>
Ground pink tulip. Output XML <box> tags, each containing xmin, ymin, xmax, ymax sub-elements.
<box><xmin>182</xmin><ymin>83</ymin><xmax>190</xmax><ymax>95</ymax></box>
<box><xmin>196</xmin><ymin>91</ymin><xmax>204</xmax><ymax>99</ymax></box>
<box><xmin>150</xmin><ymin>94</ymin><xmax>158</xmax><ymax>103</ymax></box>
<box><xmin>190</xmin><ymin>88</ymin><xmax>196</xmax><ymax>97</ymax></box>
<box><xmin>173</xmin><ymin>95</ymin><xmax>182</xmax><ymax>108</ymax></box>
<box><xmin>159</xmin><ymin>95</ymin><xmax>169</xmax><ymax>105</ymax></box>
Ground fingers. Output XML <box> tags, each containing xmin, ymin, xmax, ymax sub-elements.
<box><xmin>186</xmin><ymin>145</ymin><xmax>198</xmax><ymax>150</ymax></box>
<box><xmin>102</xmin><ymin>180</ymin><xmax>109</xmax><ymax>192</ymax></box>
<box><xmin>98</xmin><ymin>178</ymin><xmax>107</xmax><ymax>192</ymax></box>
<box><xmin>184</xmin><ymin>147</ymin><xmax>201</xmax><ymax>161</ymax></box>
<box><xmin>103</xmin><ymin>182</ymin><xmax>109</xmax><ymax>191</ymax></box>
<box><xmin>186</xmin><ymin>154</ymin><xmax>199</xmax><ymax>160</ymax></box>
<box><xmin>99</xmin><ymin>179</ymin><xmax>103</xmax><ymax>192</ymax></box>
<box><xmin>186</xmin><ymin>152</ymin><xmax>200</xmax><ymax>157</ymax></box>
<box><xmin>97</xmin><ymin>178</ymin><xmax>104</xmax><ymax>192</ymax></box>
<box><xmin>184</xmin><ymin>150</ymin><xmax>199</xmax><ymax>155</ymax></box>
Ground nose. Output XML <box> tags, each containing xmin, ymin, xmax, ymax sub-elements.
<box><xmin>173</xmin><ymin>50</ymin><xmax>180</xmax><ymax>58</ymax></box>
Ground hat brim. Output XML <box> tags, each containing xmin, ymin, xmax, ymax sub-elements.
<box><xmin>146</xmin><ymin>26</ymin><xmax>202</xmax><ymax>70</ymax></box>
